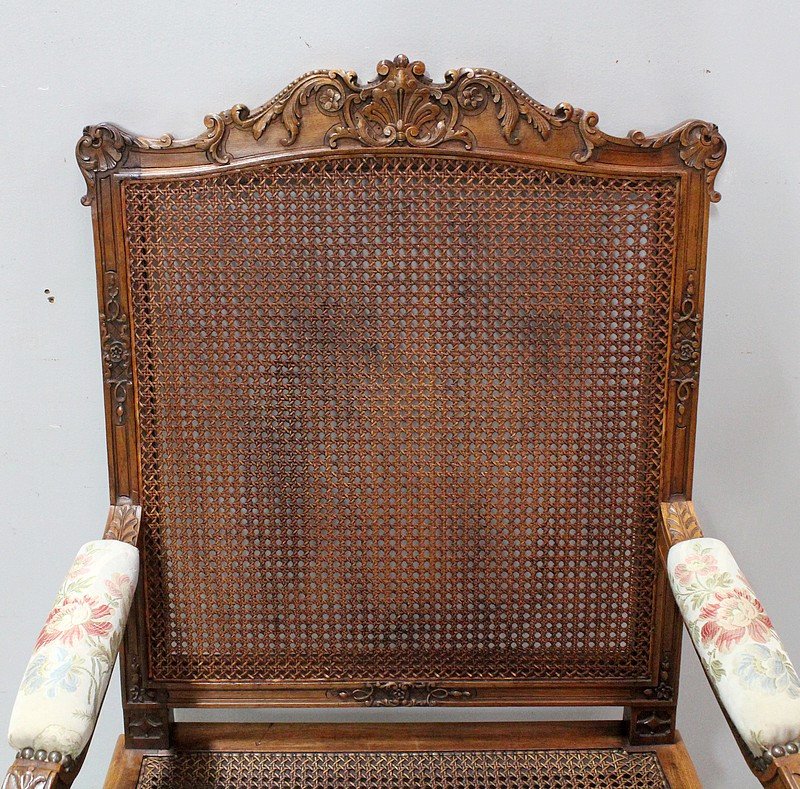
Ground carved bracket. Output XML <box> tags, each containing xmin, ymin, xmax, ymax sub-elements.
<box><xmin>103</xmin><ymin>497</ymin><xmax>142</xmax><ymax>544</ymax></box>
<box><xmin>329</xmin><ymin>681</ymin><xmax>474</xmax><ymax>707</ymax></box>
<box><xmin>99</xmin><ymin>270</ymin><xmax>133</xmax><ymax>426</ymax></box>
<box><xmin>626</xmin><ymin>706</ymin><xmax>676</xmax><ymax>746</ymax></box>
<box><xmin>661</xmin><ymin>499</ymin><xmax>704</xmax><ymax>546</ymax></box>
<box><xmin>670</xmin><ymin>270</ymin><xmax>702</xmax><ymax>427</ymax></box>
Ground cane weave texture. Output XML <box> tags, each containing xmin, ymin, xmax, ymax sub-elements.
<box><xmin>135</xmin><ymin>748</ymin><xmax>668</xmax><ymax>788</ymax></box>
<box><xmin>123</xmin><ymin>154</ymin><xmax>678</xmax><ymax>683</ymax></box>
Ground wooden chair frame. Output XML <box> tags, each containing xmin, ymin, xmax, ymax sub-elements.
<box><xmin>13</xmin><ymin>55</ymin><xmax>797</xmax><ymax>788</ymax></box>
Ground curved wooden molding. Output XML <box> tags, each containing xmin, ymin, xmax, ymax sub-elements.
<box><xmin>77</xmin><ymin>54</ymin><xmax>726</xmax><ymax>204</ymax></box>
<box><xmin>660</xmin><ymin>499</ymin><xmax>704</xmax><ymax>546</ymax></box>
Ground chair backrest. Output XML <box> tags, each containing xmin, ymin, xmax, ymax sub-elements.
<box><xmin>79</xmin><ymin>55</ymin><xmax>724</xmax><ymax>713</ymax></box>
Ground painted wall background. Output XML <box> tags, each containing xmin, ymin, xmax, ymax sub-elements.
<box><xmin>1</xmin><ymin>2</ymin><xmax>798</xmax><ymax>786</ymax></box>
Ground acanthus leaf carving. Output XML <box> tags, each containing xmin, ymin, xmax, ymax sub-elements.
<box><xmin>329</xmin><ymin>681</ymin><xmax>474</xmax><ymax>707</ymax></box>
<box><xmin>78</xmin><ymin>56</ymin><xmax>726</xmax><ymax>204</ymax></box>
<box><xmin>231</xmin><ymin>55</ymin><xmax>566</xmax><ymax>152</ymax></box>
<box><xmin>2</xmin><ymin>762</ymin><xmax>60</xmax><ymax>789</ymax></box>
<box><xmin>104</xmin><ymin>497</ymin><xmax>142</xmax><ymax>545</ymax></box>
<box><xmin>662</xmin><ymin>499</ymin><xmax>703</xmax><ymax>545</ymax></box>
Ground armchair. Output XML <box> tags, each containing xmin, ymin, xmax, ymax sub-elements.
<box><xmin>4</xmin><ymin>54</ymin><xmax>798</xmax><ymax>787</ymax></box>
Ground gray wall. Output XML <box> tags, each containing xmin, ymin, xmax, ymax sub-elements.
<box><xmin>1</xmin><ymin>2</ymin><xmax>798</xmax><ymax>786</ymax></box>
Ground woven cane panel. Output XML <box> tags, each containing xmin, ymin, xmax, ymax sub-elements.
<box><xmin>135</xmin><ymin>749</ymin><xmax>668</xmax><ymax>788</ymax></box>
<box><xmin>124</xmin><ymin>155</ymin><xmax>677</xmax><ymax>683</ymax></box>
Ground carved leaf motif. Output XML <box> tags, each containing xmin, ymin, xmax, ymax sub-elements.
<box><xmin>104</xmin><ymin>499</ymin><xmax>142</xmax><ymax>544</ymax></box>
<box><xmin>330</xmin><ymin>681</ymin><xmax>473</xmax><ymax>707</ymax></box>
<box><xmin>663</xmin><ymin>500</ymin><xmax>703</xmax><ymax>545</ymax></box>
<box><xmin>2</xmin><ymin>765</ymin><xmax>56</xmax><ymax>789</ymax></box>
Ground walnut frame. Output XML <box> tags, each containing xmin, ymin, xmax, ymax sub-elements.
<box><xmin>77</xmin><ymin>55</ymin><xmax>724</xmax><ymax>747</ymax></box>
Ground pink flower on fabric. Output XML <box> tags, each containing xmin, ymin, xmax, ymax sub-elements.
<box><xmin>699</xmin><ymin>587</ymin><xmax>773</xmax><ymax>652</ymax></box>
<box><xmin>65</xmin><ymin>551</ymin><xmax>93</xmax><ymax>580</ymax></box>
<box><xmin>673</xmin><ymin>549</ymin><xmax>718</xmax><ymax>585</ymax></box>
<box><xmin>104</xmin><ymin>573</ymin><xmax>133</xmax><ymax>600</ymax></box>
<box><xmin>35</xmin><ymin>596</ymin><xmax>114</xmax><ymax>650</ymax></box>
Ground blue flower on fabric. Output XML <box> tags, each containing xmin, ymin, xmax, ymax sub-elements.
<box><xmin>22</xmin><ymin>647</ymin><xmax>83</xmax><ymax>698</ymax></box>
<box><xmin>735</xmin><ymin>644</ymin><xmax>800</xmax><ymax>697</ymax></box>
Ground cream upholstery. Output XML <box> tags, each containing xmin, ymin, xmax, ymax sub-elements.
<box><xmin>668</xmin><ymin>537</ymin><xmax>800</xmax><ymax>756</ymax></box>
<box><xmin>7</xmin><ymin>540</ymin><xmax>138</xmax><ymax>758</ymax></box>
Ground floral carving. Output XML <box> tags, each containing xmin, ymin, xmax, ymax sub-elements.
<box><xmin>100</xmin><ymin>271</ymin><xmax>132</xmax><ymax>426</ymax></box>
<box><xmin>76</xmin><ymin>124</ymin><xmax>129</xmax><ymax>206</ymax></box>
<box><xmin>670</xmin><ymin>270</ymin><xmax>701</xmax><ymax>426</ymax></box>
<box><xmin>643</xmin><ymin>655</ymin><xmax>674</xmax><ymax>701</ymax></box>
<box><xmin>77</xmin><ymin>56</ymin><xmax>726</xmax><ymax>205</ymax></box>
<box><xmin>231</xmin><ymin>55</ymin><xmax>566</xmax><ymax>151</ymax></box>
<box><xmin>330</xmin><ymin>681</ymin><xmax>473</xmax><ymax>707</ymax></box>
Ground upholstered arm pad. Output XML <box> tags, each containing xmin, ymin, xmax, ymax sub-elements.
<box><xmin>7</xmin><ymin>540</ymin><xmax>138</xmax><ymax>759</ymax></box>
<box><xmin>668</xmin><ymin>537</ymin><xmax>800</xmax><ymax>758</ymax></box>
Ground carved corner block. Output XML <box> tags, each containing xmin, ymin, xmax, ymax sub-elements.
<box><xmin>123</xmin><ymin>703</ymin><xmax>173</xmax><ymax>750</ymax></box>
<box><xmin>625</xmin><ymin>705</ymin><xmax>677</xmax><ymax>746</ymax></box>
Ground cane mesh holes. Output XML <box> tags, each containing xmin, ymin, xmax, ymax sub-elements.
<box><xmin>124</xmin><ymin>155</ymin><xmax>677</xmax><ymax>683</ymax></box>
<box><xmin>135</xmin><ymin>749</ymin><xmax>669</xmax><ymax>788</ymax></box>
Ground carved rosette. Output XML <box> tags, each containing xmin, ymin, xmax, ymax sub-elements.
<box><xmin>99</xmin><ymin>271</ymin><xmax>133</xmax><ymax>426</ymax></box>
<box><xmin>642</xmin><ymin>655</ymin><xmax>674</xmax><ymax>701</ymax></box>
<box><xmin>670</xmin><ymin>271</ymin><xmax>702</xmax><ymax>427</ymax></box>
<box><xmin>330</xmin><ymin>681</ymin><xmax>474</xmax><ymax>707</ymax></box>
<box><xmin>662</xmin><ymin>500</ymin><xmax>703</xmax><ymax>545</ymax></box>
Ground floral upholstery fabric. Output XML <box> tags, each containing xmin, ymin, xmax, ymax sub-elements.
<box><xmin>8</xmin><ymin>540</ymin><xmax>138</xmax><ymax>758</ymax></box>
<box><xmin>668</xmin><ymin>537</ymin><xmax>800</xmax><ymax>756</ymax></box>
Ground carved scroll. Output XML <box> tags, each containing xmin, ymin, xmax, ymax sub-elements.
<box><xmin>77</xmin><ymin>54</ymin><xmax>726</xmax><ymax>205</ymax></box>
<box><xmin>329</xmin><ymin>681</ymin><xmax>474</xmax><ymax>707</ymax></box>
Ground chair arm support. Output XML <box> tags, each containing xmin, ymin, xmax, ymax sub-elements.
<box><xmin>5</xmin><ymin>537</ymin><xmax>139</xmax><ymax>783</ymax></box>
<box><xmin>663</xmin><ymin>501</ymin><xmax>800</xmax><ymax>784</ymax></box>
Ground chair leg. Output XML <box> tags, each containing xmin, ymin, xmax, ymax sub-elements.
<box><xmin>624</xmin><ymin>704</ymin><xmax>677</xmax><ymax>746</ymax></box>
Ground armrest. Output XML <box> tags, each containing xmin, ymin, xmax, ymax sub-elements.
<box><xmin>6</xmin><ymin>538</ymin><xmax>138</xmax><ymax>781</ymax></box>
<box><xmin>663</xmin><ymin>500</ymin><xmax>800</xmax><ymax>784</ymax></box>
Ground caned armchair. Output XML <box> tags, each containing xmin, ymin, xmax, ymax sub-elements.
<box><xmin>5</xmin><ymin>55</ymin><xmax>799</xmax><ymax>788</ymax></box>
